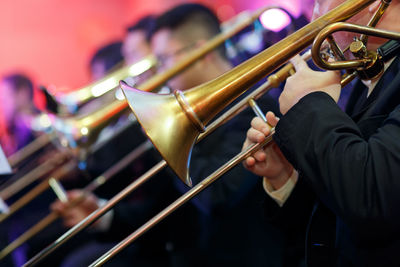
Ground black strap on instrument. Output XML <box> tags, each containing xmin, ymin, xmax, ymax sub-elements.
<box><xmin>378</xmin><ymin>40</ymin><xmax>400</xmax><ymax>62</ymax></box>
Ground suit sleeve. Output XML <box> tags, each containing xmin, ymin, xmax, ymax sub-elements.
<box><xmin>273</xmin><ymin>91</ymin><xmax>400</xmax><ymax>238</ymax></box>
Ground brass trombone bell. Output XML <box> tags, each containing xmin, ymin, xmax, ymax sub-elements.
<box><xmin>122</xmin><ymin>0</ymin><xmax>378</xmax><ymax>186</ymax></box>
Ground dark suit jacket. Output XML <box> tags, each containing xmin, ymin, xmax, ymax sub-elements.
<box><xmin>272</xmin><ymin>54</ymin><xmax>400</xmax><ymax>266</ymax></box>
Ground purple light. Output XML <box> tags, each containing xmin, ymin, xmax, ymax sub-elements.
<box><xmin>260</xmin><ymin>8</ymin><xmax>292</xmax><ymax>32</ymax></box>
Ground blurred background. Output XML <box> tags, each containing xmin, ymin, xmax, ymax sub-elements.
<box><xmin>0</xmin><ymin>0</ymin><xmax>312</xmax><ymax>94</ymax></box>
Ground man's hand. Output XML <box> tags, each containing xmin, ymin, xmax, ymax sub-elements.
<box><xmin>242</xmin><ymin>112</ymin><xmax>293</xmax><ymax>190</ymax></box>
<box><xmin>279</xmin><ymin>55</ymin><xmax>341</xmax><ymax>115</ymax></box>
<box><xmin>51</xmin><ymin>190</ymin><xmax>99</xmax><ymax>228</ymax></box>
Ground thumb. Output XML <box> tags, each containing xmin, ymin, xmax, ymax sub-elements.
<box><xmin>290</xmin><ymin>54</ymin><xmax>309</xmax><ymax>72</ymax></box>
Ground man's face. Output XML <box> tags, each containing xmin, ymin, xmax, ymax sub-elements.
<box><xmin>151</xmin><ymin>29</ymin><xmax>202</xmax><ymax>91</ymax></box>
<box><xmin>122</xmin><ymin>30</ymin><xmax>152</xmax><ymax>65</ymax></box>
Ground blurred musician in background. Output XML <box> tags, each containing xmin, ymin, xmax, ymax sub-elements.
<box><xmin>122</xmin><ymin>15</ymin><xmax>155</xmax><ymax>65</ymax></box>
<box><xmin>243</xmin><ymin>0</ymin><xmax>400</xmax><ymax>266</ymax></box>
<box><xmin>0</xmin><ymin>74</ymin><xmax>38</xmax><ymax>157</ymax></box>
<box><xmin>0</xmin><ymin>73</ymin><xmax>39</xmax><ymax>267</ymax></box>
<box><xmin>0</xmin><ymin>41</ymin><xmax>130</xmax><ymax>267</ymax></box>
<box><xmin>121</xmin><ymin>15</ymin><xmax>157</xmax><ymax>85</ymax></box>
<box><xmin>89</xmin><ymin>42</ymin><xmax>124</xmax><ymax>81</ymax></box>
<box><xmin>51</xmin><ymin>15</ymin><xmax>178</xmax><ymax>267</ymax></box>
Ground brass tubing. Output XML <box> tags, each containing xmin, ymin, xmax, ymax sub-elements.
<box><xmin>63</xmin><ymin>7</ymin><xmax>272</xmax><ymax>144</ymax></box>
<box><xmin>199</xmin><ymin>51</ymin><xmax>310</xmax><ymax>138</ymax></box>
<box><xmin>8</xmin><ymin>133</ymin><xmax>55</xmax><ymax>168</ymax></box>
<box><xmin>89</xmin><ymin>132</ymin><xmax>274</xmax><ymax>267</ymax></box>
<box><xmin>0</xmin><ymin>160</ymin><xmax>76</xmax><ymax>223</ymax></box>
<box><xmin>0</xmin><ymin>212</ymin><xmax>59</xmax><ymax>260</ymax></box>
<box><xmin>58</xmin><ymin>55</ymin><xmax>156</xmax><ymax>109</ymax></box>
<box><xmin>23</xmin><ymin>50</ymin><xmax>313</xmax><ymax>266</ymax></box>
<box><xmin>86</xmin><ymin>0</ymin><xmax>386</xmax><ymax>263</ymax></box>
<box><xmin>84</xmin><ymin>141</ymin><xmax>153</xmax><ymax>192</ymax></box>
<box><xmin>23</xmin><ymin>160</ymin><xmax>168</xmax><ymax>267</ymax></box>
<box><xmin>360</xmin><ymin>0</ymin><xmax>392</xmax><ymax>44</ymax></box>
<box><xmin>183</xmin><ymin>0</ymin><xmax>377</xmax><ymax>125</ymax></box>
<box><xmin>88</xmin><ymin>53</ymin><xmax>366</xmax><ymax>266</ymax></box>
<box><xmin>312</xmin><ymin>22</ymin><xmax>400</xmax><ymax>70</ymax></box>
<box><xmin>24</xmin><ymin>0</ymin><xmax>380</xmax><ymax>259</ymax></box>
<box><xmin>0</xmin><ymin>141</ymin><xmax>152</xmax><ymax>260</ymax></box>
<box><xmin>0</xmin><ymin>151</ymin><xmax>70</xmax><ymax>201</ymax></box>
<box><xmin>122</xmin><ymin>0</ymin><xmax>377</xmax><ymax>183</ymax></box>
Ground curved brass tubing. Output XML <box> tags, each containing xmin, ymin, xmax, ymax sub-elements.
<box><xmin>312</xmin><ymin>22</ymin><xmax>400</xmax><ymax>71</ymax></box>
<box><xmin>18</xmin><ymin>7</ymin><xmax>271</xmax><ymax>266</ymax></box>
<box><xmin>122</xmin><ymin>0</ymin><xmax>378</xmax><ymax>185</ymax></box>
<box><xmin>88</xmin><ymin>0</ymin><xmax>395</xmax><ymax>265</ymax></box>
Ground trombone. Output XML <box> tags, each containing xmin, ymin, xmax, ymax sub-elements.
<box><xmin>0</xmin><ymin>49</ymin><xmax>156</xmax><ymax>223</ymax></box>
<box><xmin>55</xmin><ymin>55</ymin><xmax>157</xmax><ymax>114</ymax></box>
<box><xmin>6</xmin><ymin>132</ymin><xmax>56</xmax><ymax>169</ymax></box>
<box><xmin>24</xmin><ymin>0</ymin><xmax>388</xmax><ymax>265</ymax></box>
<box><xmin>0</xmin><ymin>7</ymin><xmax>269</xmax><ymax>263</ymax></box>
<box><xmin>0</xmin><ymin>53</ymin><xmax>158</xmax><ymax>203</ymax></box>
<box><xmin>86</xmin><ymin>0</ymin><xmax>400</xmax><ymax>265</ymax></box>
<box><xmin>0</xmin><ymin>141</ymin><xmax>152</xmax><ymax>260</ymax></box>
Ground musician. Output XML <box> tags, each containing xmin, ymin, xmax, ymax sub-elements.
<box><xmin>52</xmin><ymin>3</ymin><xmax>288</xmax><ymax>267</ymax></box>
<box><xmin>243</xmin><ymin>0</ymin><xmax>400</xmax><ymax>266</ymax></box>
<box><xmin>51</xmin><ymin>15</ymin><xmax>180</xmax><ymax>267</ymax></box>
<box><xmin>0</xmin><ymin>74</ymin><xmax>38</xmax><ymax>157</ymax></box>
<box><xmin>149</xmin><ymin>3</ymin><xmax>286</xmax><ymax>267</ymax></box>
<box><xmin>0</xmin><ymin>74</ymin><xmax>92</xmax><ymax>267</ymax></box>
<box><xmin>121</xmin><ymin>15</ymin><xmax>155</xmax><ymax>65</ymax></box>
<box><xmin>0</xmin><ymin>73</ymin><xmax>38</xmax><ymax>267</ymax></box>
<box><xmin>89</xmin><ymin>41</ymin><xmax>124</xmax><ymax>81</ymax></box>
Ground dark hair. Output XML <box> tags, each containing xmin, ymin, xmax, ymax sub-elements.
<box><xmin>89</xmin><ymin>41</ymin><xmax>124</xmax><ymax>72</ymax></box>
<box><xmin>3</xmin><ymin>73</ymin><xmax>34</xmax><ymax>98</ymax></box>
<box><xmin>152</xmin><ymin>3</ymin><xmax>226</xmax><ymax>58</ymax></box>
<box><xmin>126</xmin><ymin>15</ymin><xmax>157</xmax><ymax>41</ymax></box>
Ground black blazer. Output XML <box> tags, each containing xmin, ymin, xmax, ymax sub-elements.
<box><xmin>272</xmin><ymin>54</ymin><xmax>400</xmax><ymax>267</ymax></box>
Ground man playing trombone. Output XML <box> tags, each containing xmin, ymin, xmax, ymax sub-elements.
<box><xmin>52</xmin><ymin>3</ymin><xmax>288</xmax><ymax>267</ymax></box>
<box><xmin>243</xmin><ymin>0</ymin><xmax>400</xmax><ymax>266</ymax></box>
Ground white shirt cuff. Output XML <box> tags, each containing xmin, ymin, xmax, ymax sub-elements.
<box><xmin>263</xmin><ymin>170</ymin><xmax>298</xmax><ymax>207</ymax></box>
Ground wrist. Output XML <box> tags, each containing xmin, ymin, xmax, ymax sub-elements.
<box><xmin>265</xmin><ymin>166</ymin><xmax>294</xmax><ymax>190</ymax></box>
<box><xmin>263</xmin><ymin>170</ymin><xmax>298</xmax><ymax>207</ymax></box>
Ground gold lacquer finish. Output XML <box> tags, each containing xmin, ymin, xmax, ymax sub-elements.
<box><xmin>122</xmin><ymin>83</ymin><xmax>199</xmax><ymax>186</ymax></box>
<box><xmin>56</xmin><ymin>7</ymin><xmax>269</xmax><ymax>149</ymax></box>
<box><xmin>25</xmin><ymin>1</ymin><xmax>398</xmax><ymax>266</ymax></box>
<box><xmin>122</xmin><ymin>0</ymin><xmax>377</xmax><ymax>185</ymax></box>
<box><xmin>312</xmin><ymin>22</ymin><xmax>400</xmax><ymax>73</ymax></box>
<box><xmin>57</xmin><ymin>55</ymin><xmax>157</xmax><ymax>110</ymax></box>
